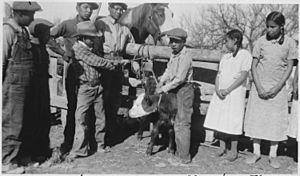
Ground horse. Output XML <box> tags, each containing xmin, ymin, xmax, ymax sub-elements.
<box><xmin>129</xmin><ymin>77</ymin><xmax>177</xmax><ymax>156</ymax></box>
<box><xmin>118</xmin><ymin>3</ymin><xmax>175</xmax><ymax>45</ymax></box>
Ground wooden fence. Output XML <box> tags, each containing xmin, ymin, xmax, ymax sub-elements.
<box><xmin>48</xmin><ymin>45</ymin><xmax>220</xmax><ymax>126</ymax></box>
<box><xmin>48</xmin><ymin>43</ymin><xmax>295</xmax><ymax>127</ymax></box>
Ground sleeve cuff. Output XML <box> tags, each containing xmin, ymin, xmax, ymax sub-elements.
<box><xmin>161</xmin><ymin>85</ymin><xmax>169</xmax><ymax>93</ymax></box>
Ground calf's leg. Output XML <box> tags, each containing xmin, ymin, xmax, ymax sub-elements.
<box><xmin>146</xmin><ymin>122</ymin><xmax>160</xmax><ymax>156</ymax></box>
<box><xmin>167</xmin><ymin>127</ymin><xmax>175</xmax><ymax>154</ymax></box>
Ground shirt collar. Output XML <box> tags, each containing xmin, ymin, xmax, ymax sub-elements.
<box><xmin>75</xmin><ymin>15</ymin><xmax>90</xmax><ymax>23</ymax></box>
<box><xmin>266</xmin><ymin>34</ymin><xmax>281</xmax><ymax>44</ymax></box>
<box><xmin>6</xmin><ymin>18</ymin><xmax>23</xmax><ymax>32</ymax></box>
<box><xmin>78</xmin><ymin>40</ymin><xmax>92</xmax><ymax>50</ymax></box>
<box><xmin>107</xmin><ymin>15</ymin><xmax>118</xmax><ymax>24</ymax></box>
<box><xmin>172</xmin><ymin>46</ymin><xmax>187</xmax><ymax>58</ymax></box>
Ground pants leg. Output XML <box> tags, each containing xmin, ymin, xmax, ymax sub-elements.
<box><xmin>104</xmin><ymin>69</ymin><xmax>123</xmax><ymax>146</ymax></box>
<box><xmin>33</xmin><ymin>77</ymin><xmax>51</xmax><ymax>157</ymax></box>
<box><xmin>61</xmin><ymin>65</ymin><xmax>78</xmax><ymax>153</ymax></box>
<box><xmin>70</xmin><ymin>84</ymin><xmax>94</xmax><ymax>157</ymax></box>
<box><xmin>94</xmin><ymin>85</ymin><xmax>105</xmax><ymax>144</ymax></box>
<box><xmin>174</xmin><ymin>84</ymin><xmax>194</xmax><ymax>162</ymax></box>
<box><xmin>2</xmin><ymin>73</ymin><xmax>31</xmax><ymax>164</ymax></box>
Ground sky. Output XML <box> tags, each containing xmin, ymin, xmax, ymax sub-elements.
<box><xmin>4</xmin><ymin>0</ymin><xmax>201</xmax><ymax>25</ymax></box>
<box><xmin>3</xmin><ymin>0</ymin><xmax>299</xmax><ymax>26</ymax></box>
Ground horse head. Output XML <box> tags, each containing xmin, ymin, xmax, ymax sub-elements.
<box><xmin>118</xmin><ymin>3</ymin><xmax>175</xmax><ymax>45</ymax></box>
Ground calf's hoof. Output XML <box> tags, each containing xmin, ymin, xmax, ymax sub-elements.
<box><xmin>167</xmin><ymin>148</ymin><xmax>175</xmax><ymax>155</ymax></box>
<box><xmin>137</xmin><ymin>134</ymin><xmax>142</xmax><ymax>141</ymax></box>
<box><xmin>146</xmin><ymin>148</ymin><xmax>153</xmax><ymax>156</ymax></box>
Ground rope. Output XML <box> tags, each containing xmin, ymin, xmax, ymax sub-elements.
<box><xmin>131</xmin><ymin>43</ymin><xmax>159</xmax><ymax>87</ymax></box>
<box><xmin>157</xmin><ymin>93</ymin><xmax>162</xmax><ymax>108</ymax></box>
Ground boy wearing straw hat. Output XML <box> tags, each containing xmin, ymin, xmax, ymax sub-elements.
<box><xmin>66</xmin><ymin>21</ymin><xmax>127</xmax><ymax>161</ymax></box>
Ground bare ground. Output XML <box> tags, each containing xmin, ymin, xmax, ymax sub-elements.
<box><xmin>25</xmin><ymin>116</ymin><xmax>297</xmax><ymax>175</ymax></box>
<box><xmin>23</xmin><ymin>85</ymin><xmax>298</xmax><ymax>174</ymax></box>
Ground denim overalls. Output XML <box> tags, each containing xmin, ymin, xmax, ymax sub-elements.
<box><xmin>2</xmin><ymin>23</ymin><xmax>35</xmax><ymax>164</ymax></box>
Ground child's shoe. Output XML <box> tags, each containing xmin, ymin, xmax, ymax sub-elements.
<box><xmin>269</xmin><ymin>157</ymin><xmax>281</xmax><ymax>169</ymax></box>
<box><xmin>245</xmin><ymin>154</ymin><xmax>261</xmax><ymax>164</ymax></box>
<box><xmin>224</xmin><ymin>152</ymin><xmax>238</xmax><ymax>162</ymax></box>
<box><xmin>216</xmin><ymin>149</ymin><xmax>227</xmax><ymax>157</ymax></box>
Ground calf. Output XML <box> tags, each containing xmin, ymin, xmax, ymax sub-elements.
<box><xmin>129</xmin><ymin>77</ymin><xmax>177</xmax><ymax>155</ymax></box>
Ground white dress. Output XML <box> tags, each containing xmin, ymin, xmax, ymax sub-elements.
<box><xmin>287</xmin><ymin>99</ymin><xmax>298</xmax><ymax>141</ymax></box>
<box><xmin>204</xmin><ymin>49</ymin><xmax>252</xmax><ymax>135</ymax></box>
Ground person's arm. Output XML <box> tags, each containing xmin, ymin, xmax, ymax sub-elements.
<box><xmin>157</xmin><ymin>60</ymin><xmax>171</xmax><ymax>87</ymax></box>
<box><xmin>266</xmin><ymin>59</ymin><xmax>294</xmax><ymax>98</ymax></box>
<box><xmin>251</xmin><ymin>57</ymin><xmax>268</xmax><ymax>99</ymax></box>
<box><xmin>215</xmin><ymin>57</ymin><xmax>225</xmax><ymax>99</ymax></box>
<box><xmin>266</xmin><ymin>38</ymin><xmax>297</xmax><ymax>99</ymax></box>
<box><xmin>220</xmin><ymin>51</ymin><xmax>252</xmax><ymax>97</ymax></box>
<box><xmin>47</xmin><ymin>22</ymin><xmax>69</xmax><ymax>62</ymax></box>
<box><xmin>215</xmin><ymin>71</ymin><xmax>225</xmax><ymax>100</ymax></box>
<box><xmin>220</xmin><ymin>71</ymin><xmax>248</xmax><ymax>96</ymax></box>
<box><xmin>3</xmin><ymin>25</ymin><xmax>14</xmax><ymax>81</ymax></box>
<box><xmin>161</xmin><ymin>56</ymin><xmax>192</xmax><ymax>93</ymax></box>
<box><xmin>73</xmin><ymin>43</ymin><xmax>116</xmax><ymax>70</ymax></box>
<box><xmin>47</xmin><ymin>37</ymin><xmax>65</xmax><ymax>56</ymax></box>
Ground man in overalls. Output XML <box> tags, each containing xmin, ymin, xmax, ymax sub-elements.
<box><xmin>2</xmin><ymin>1</ymin><xmax>41</xmax><ymax>173</ymax></box>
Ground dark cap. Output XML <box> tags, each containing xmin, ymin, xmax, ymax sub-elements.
<box><xmin>29</xmin><ymin>18</ymin><xmax>54</xmax><ymax>37</ymax></box>
<box><xmin>164</xmin><ymin>28</ymin><xmax>187</xmax><ymax>40</ymax></box>
<box><xmin>77</xmin><ymin>2</ymin><xmax>99</xmax><ymax>10</ymax></box>
<box><xmin>12</xmin><ymin>1</ymin><xmax>42</xmax><ymax>11</ymax></box>
<box><xmin>108</xmin><ymin>2</ymin><xmax>127</xmax><ymax>10</ymax></box>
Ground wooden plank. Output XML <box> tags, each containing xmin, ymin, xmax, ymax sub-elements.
<box><xmin>125</xmin><ymin>43</ymin><xmax>222</xmax><ymax>62</ymax></box>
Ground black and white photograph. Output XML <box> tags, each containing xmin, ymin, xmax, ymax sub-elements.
<box><xmin>1</xmin><ymin>0</ymin><xmax>299</xmax><ymax>174</ymax></box>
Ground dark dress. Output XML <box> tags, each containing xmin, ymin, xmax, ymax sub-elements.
<box><xmin>28</xmin><ymin>43</ymin><xmax>51</xmax><ymax>160</ymax></box>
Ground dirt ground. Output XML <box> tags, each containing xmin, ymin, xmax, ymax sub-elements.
<box><xmin>23</xmin><ymin>85</ymin><xmax>298</xmax><ymax>175</ymax></box>
<box><xmin>24</xmin><ymin>114</ymin><xmax>297</xmax><ymax>175</ymax></box>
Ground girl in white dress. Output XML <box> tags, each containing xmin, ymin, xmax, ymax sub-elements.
<box><xmin>204</xmin><ymin>29</ymin><xmax>252</xmax><ymax>162</ymax></box>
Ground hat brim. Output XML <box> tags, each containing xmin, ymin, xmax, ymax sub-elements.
<box><xmin>168</xmin><ymin>35</ymin><xmax>184</xmax><ymax>40</ymax></box>
<box><xmin>109</xmin><ymin>3</ymin><xmax>127</xmax><ymax>10</ymax></box>
<box><xmin>73</xmin><ymin>32</ymin><xmax>101</xmax><ymax>37</ymax></box>
<box><xmin>89</xmin><ymin>3</ymin><xmax>99</xmax><ymax>10</ymax></box>
<box><xmin>77</xmin><ymin>3</ymin><xmax>99</xmax><ymax>10</ymax></box>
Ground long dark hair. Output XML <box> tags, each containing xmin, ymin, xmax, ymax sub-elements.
<box><xmin>266</xmin><ymin>11</ymin><xmax>285</xmax><ymax>45</ymax></box>
<box><xmin>226</xmin><ymin>29</ymin><xmax>243</xmax><ymax>57</ymax></box>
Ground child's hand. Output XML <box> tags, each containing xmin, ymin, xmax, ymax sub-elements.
<box><xmin>131</xmin><ymin>61</ymin><xmax>140</xmax><ymax>73</ymax></box>
<box><xmin>129</xmin><ymin>78</ymin><xmax>142</xmax><ymax>87</ymax></box>
<box><xmin>216</xmin><ymin>89</ymin><xmax>225</xmax><ymax>100</ymax></box>
<box><xmin>266</xmin><ymin>86</ymin><xmax>281</xmax><ymax>98</ymax></box>
<box><xmin>155</xmin><ymin>87</ymin><xmax>163</xmax><ymax>94</ymax></box>
<box><xmin>220</xmin><ymin>89</ymin><xmax>230</xmax><ymax>97</ymax></box>
<box><xmin>156</xmin><ymin>82</ymin><xmax>163</xmax><ymax>89</ymax></box>
<box><xmin>108</xmin><ymin>65</ymin><xmax>116</xmax><ymax>71</ymax></box>
<box><xmin>256</xmin><ymin>87</ymin><xmax>268</xmax><ymax>99</ymax></box>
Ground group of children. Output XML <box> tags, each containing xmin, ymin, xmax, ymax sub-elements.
<box><xmin>2</xmin><ymin>1</ymin><xmax>298</xmax><ymax>173</ymax></box>
<box><xmin>204</xmin><ymin>11</ymin><xmax>298</xmax><ymax>169</ymax></box>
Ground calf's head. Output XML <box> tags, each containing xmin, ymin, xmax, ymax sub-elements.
<box><xmin>129</xmin><ymin>77</ymin><xmax>160</xmax><ymax>118</ymax></box>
